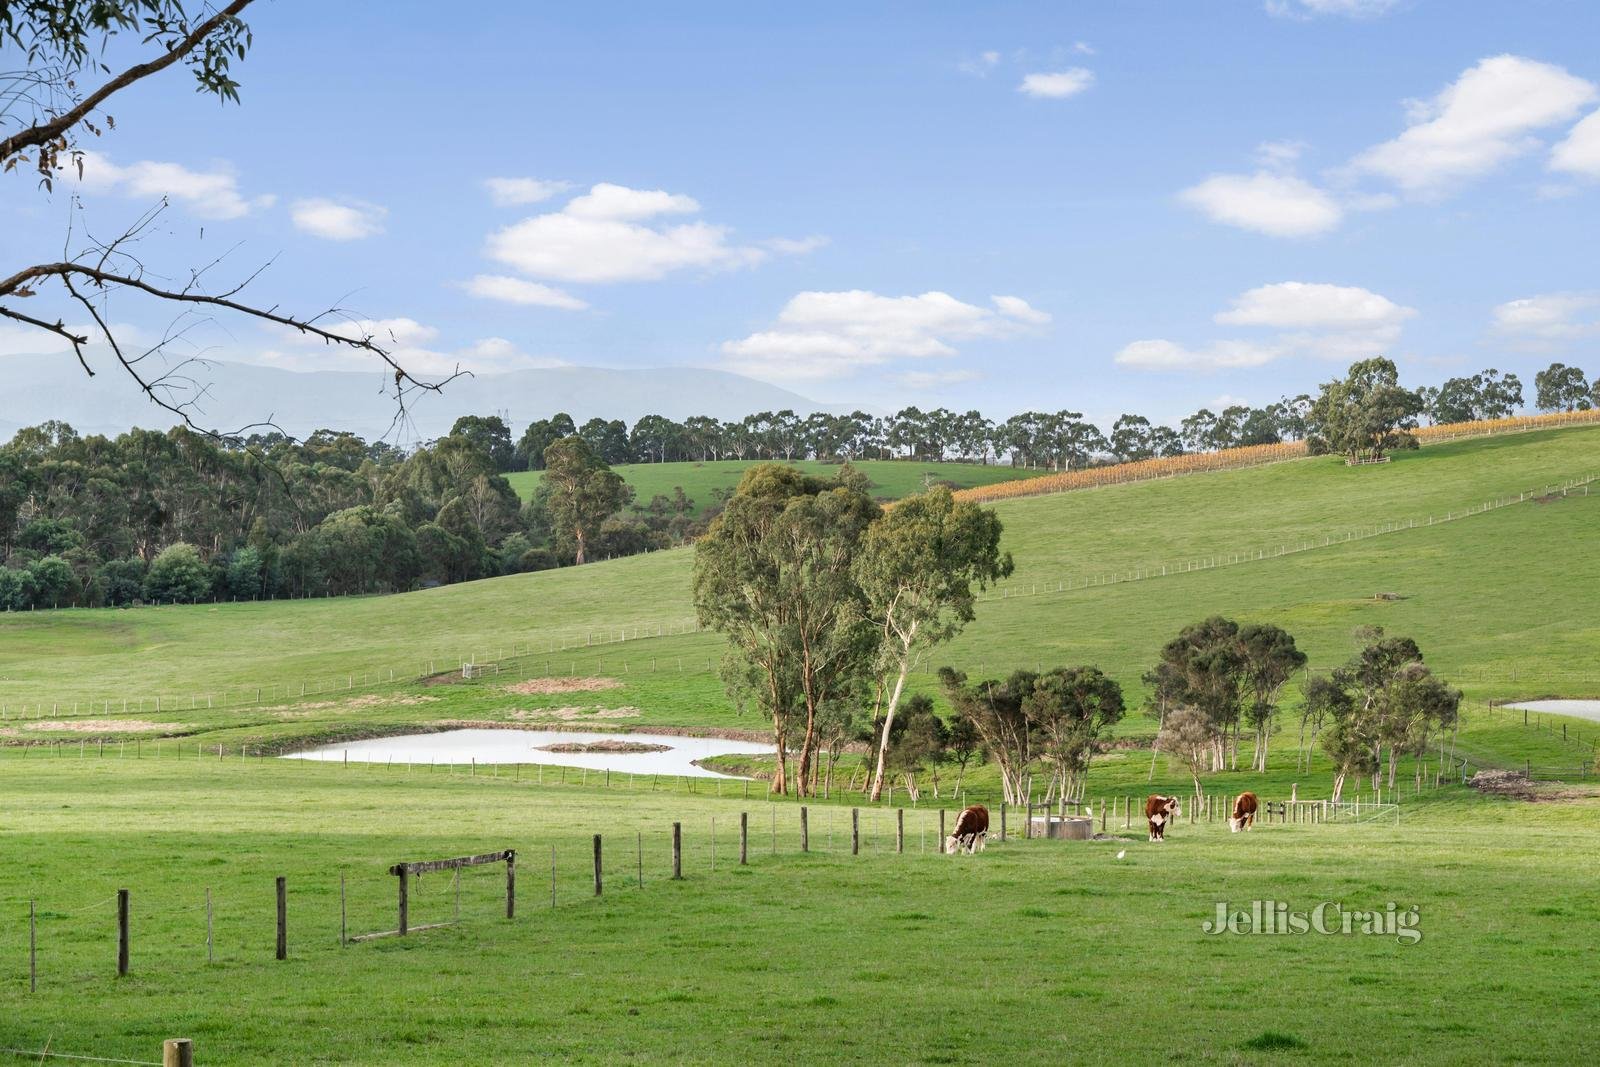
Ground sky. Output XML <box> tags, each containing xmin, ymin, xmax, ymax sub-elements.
<box><xmin>6</xmin><ymin>0</ymin><xmax>1600</xmax><ymax>428</ymax></box>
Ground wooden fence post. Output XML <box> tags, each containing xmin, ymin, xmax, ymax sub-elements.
<box><xmin>851</xmin><ymin>808</ymin><xmax>860</xmax><ymax>855</ymax></box>
<box><xmin>593</xmin><ymin>835</ymin><xmax>603</xmax><ymax>896</ymax></box>
<box><xmin>117</xmin><ymin>889</ymin><xmax>130</xmax><ymax>977</ymax></box>
<box><xmin>800</xmin><ymin>806</ymin><xmax>809</xmax><ymax>852</ymax></box>
<box><xmin>506</xmin><ymin>850</ymin><xmax>516</xmax><ymax>919</ymax></box>
<box><xmin>939</xmin><ymin>809</ymin><xmax>946</xmax><ymax>842</ymax></box>
<box><xmin>163</xmin><ymin>1038</ymin><xmax>194</xmax><ymax>1067</ymax></box>
<box><xmin>1000</xmin><ymin>802</ymin><xmax>1007</xmax><ymax>842</ymax></box>
<box><xmin>896</xmin><ymin>809</ymin><xmax>904</xmax><ymax>853</ymax></box>
<box><xmin>276</xmin><ymin>876</ymin><xmax>287</xmax><ymax>960</ymax></box>
<box><xmin>739</xmin><ymin>813</ymin><xmax>748</xmax><ymax>865</ymax></box>
<box><xmin>398</xmin><ymin>866</ymin><xmax>409</xmax><ymax>935</ymax></box>
<box><xmin>672</xmin><ymin>822</ymin><xmax>683</xmax><ymax>879</ymax></box>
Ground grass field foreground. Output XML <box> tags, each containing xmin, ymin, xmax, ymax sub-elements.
<box><xmin>1</xmin><ymin>755</ymin><xmax>1598</xmax><ymax>1064</ymax></box>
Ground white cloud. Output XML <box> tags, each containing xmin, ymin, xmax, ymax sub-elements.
<box><xmin>1266</xmin><ymin>0</ymin><xmax>1399</xmax><ymax>17</ymax></box>
<box><xmin>1254</xmin><ymin>140</ymin><xmax>1307</xmax><ymax>168</ymax></box>
<box><xmin>1550</xmin><ymin>109</ymin><xmax>1600</xmax><ymax>177</ymax></box>
<box><xmin>1179</xmin><ymin>171</ymin><xmax>1342</xmax><ymax>237</ymax></box>
<box><xmin>720</xmin><ymin>290</ymin><xmax>1048</xmax><ymax>383</ymax></box>
<box><xmin>463</xmin><ymin>274</ymin><xmax>589</xmax><ymax>311</ymax></box>
<box><xmin>1118</xmin><ymin>281</ymin><xmax>1414</xmax><ymax>371</ymax></box>
<box><xmin>958</xmin><ymin>50</ymin><xmax>1002</xmax><ymax>76</ymax></box>
<box><xmin>1114</xmin><ymin>339</ymin><xmax>1284</xmax><ymax>371</ymax></box>
<box><xmin>484</xmin><ymin>177</ymin><xmax>572</xmax><ymax>206</ymax></box>
<box><xmin>1491</xmin><ymin>292</ymin><xmax>1600</xmax><ymax>344</ymax></box>
<box><xmin>1071</xmin><ymin>41</ymin><xmax>1095</xmax><ymax>56</ymax></box>
<box><xmin>257</xmin><ymin>318</ymin><xmax>564</xmax><ymax>374</ymax></box>
<box><xmin>1018</xmin><ymin>69</ymin><xmax>1095</xmax><ymax>99</ymax></box>
<box><xmin>991</xmin><ymin>294</ymin><xmax>1053</xmax><ymax>325</ymax></box>
<box><xmin>484</xmin><ymin>182</ymin><xmax>768</xmax><ymax>284</ymax></box>
<box><xmin>764</xmin><ymin>235</ymin><xmax>830</xmax><ymax>255</ymax></box>
<box><xmin>1214</xmin><ymin>282</ymin><xmax>1416</xmax><ymax>330</ymax></box>
<box><xmin>1351</xmin><ymin>55</ymin><xmax>1597</xmax><ymax>192</ymax></box>
<box><xmin>68</xmin><ymin>150</ymin><xmax>271</xmax><ymax>219</ymax></box>
<box><xmin>290</xmin><ymin>198</ymin><xmax>387</xmax><ymax>241</ymax></box>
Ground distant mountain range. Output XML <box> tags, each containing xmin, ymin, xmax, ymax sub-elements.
<box><xmin>0</xmin><ymin>356</ymin><xmax>846</xmax><ymax>442</ymax></box>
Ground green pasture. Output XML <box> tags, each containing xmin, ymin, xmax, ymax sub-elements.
<box><xmin>5</xmin><ymin>426</ymin><xmax>1600</xmax><ymax>1063</ymax></box>
<box><xmin>1</xmin><ymin>754</ymin><xmax>1598</xmax><ymax>1064</ymax></box>
<box><xmin>503</xmin><ymin>457</ymin><xmax>1044</xmax><ymax>510</ymax></box>
<box><xmin>2</xmin><ymin>426</ymin><xmax>1597</xmax><ymax>763</ymax></box>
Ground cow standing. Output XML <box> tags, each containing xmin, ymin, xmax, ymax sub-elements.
<box><xmin>1145</xmin><ymin>795</ymin><xmax>1180</xmax><ymax>842</ymax></box>
<box><xmin>1230</xmin><ymin>792</ymin><xmax>1259</xmax><ymax>833</ymax></box>
<box><xmin>944</xmin><ymin>805</ymin><xmax>990</xmax><ymax>854</ymax></box>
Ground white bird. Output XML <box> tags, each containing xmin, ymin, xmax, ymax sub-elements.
<box><xmin>1116</xmin><ymin>850</ymin><xmax>1127</xmax><ymax>860</ymax></box>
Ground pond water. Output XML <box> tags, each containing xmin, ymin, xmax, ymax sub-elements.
<box><xmin>1503</xmin><ymin>700</ymin><xmax>1600</xmax><ymax>724</ymax></box>
<box><xmin>281</xmin><ymin>729</ymin><xmax>774</xmax><ymax>779</ymax></box>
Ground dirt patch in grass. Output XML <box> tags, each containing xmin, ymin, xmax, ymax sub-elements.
<box><xmin>274</xmin><ymin>694</ymin><xmax>441</xmax><ymax>717</ymax></box>
<box><xmin>536</xmin><ymin>740</ymin><xmax>671</xmax><ymax>754</ymax></box>
<box><xmin>506</xmin><ymin>705</ymin><xmax>640</xmax><ymax>722</ymax></box>
<box><xmin>503</xmin><ymin>677</ymin><xmax>623</xmax><ymax>696</ymax></box>
<box><xmin>1468</xmin><ymin>769</ymin><xmax>1600</xmax><ymax>802</ymax></box>
<box><xmin>22</xmin><ymin>719</ymin><xmax>181</xmax><ymax>734</ymax></box>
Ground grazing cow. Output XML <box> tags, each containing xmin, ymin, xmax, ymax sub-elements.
<box><xmin>1145</xmin><ymin>795</ymin><xmax>1180</xmax><ymax>842</ymax></box>
<box><xmin>1230</xmin><ymin>791</ymin><xmax>1259</xmax><ymax>833</ymax></box>
<box><xmin>944</xmin><ymin>805</ymin><xmax>990</xmax><ymax>854</ymax></box>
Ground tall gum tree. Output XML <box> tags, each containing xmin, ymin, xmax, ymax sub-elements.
<box><xmin>856</xmin><ymin>487</ymin><xmax>1011</xmax><ymax>802</ymax></box>
<box><xmin>692</xmin><ymin>464</ymin><xmax>878</xmax><ymax>795</ymax></box>
<box><xmin>538</xmin><ymin>436</ymin><xmax>627</xmax><ymax>565</ymax></box>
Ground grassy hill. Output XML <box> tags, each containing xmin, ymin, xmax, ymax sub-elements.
<box><xmin>505</xmin><ymin>457</ymin><xmax>1045</xmax><ymax>512</ymax></box>
<box><xmin>5</xmin><ymin>426</ymin><xmax>1600</xmax><ymax>1064</ymax></box>
<box><xmin>3</xmin><ymin>425</ymin><xmax>1596</xmax><ymax>713</ymax></box>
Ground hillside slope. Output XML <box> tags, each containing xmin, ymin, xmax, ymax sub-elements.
<box><xmin>1</xmin><ymin>426</ymin><xmax>1596</xmax><ymax>713</ymax></box>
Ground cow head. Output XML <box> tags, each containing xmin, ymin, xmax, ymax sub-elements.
<box><xmin>943</xmin><ymin>834</ymin><xmax>962</xmax><ymax>855</ymax></box>
<box><xmin>1158</xmin><ymin>796</ymin><xmax>1180</xmax><ymax>819</ymax></box>
<box><xmin>1229</xmin><ymin>814</ymin><xmax>1244</xmax><ymax>832</ymax></box>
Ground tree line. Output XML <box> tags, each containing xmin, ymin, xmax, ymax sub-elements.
<box><xmin>487</xmin><ymin>360</ymin><xmax>1588</xmax><ymax>473</ymax></box>
<box><xmin>0</xmin><ymin>421</ymin><xmax>702</xmax><ymax>610</ymax></box>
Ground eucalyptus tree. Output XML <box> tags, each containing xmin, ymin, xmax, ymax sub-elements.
<box><xmin>938</xmin><ymin>668</ymin><xmax>1037</xmax><ymax>804</ymax></box>
<box><xmin>1239</xmin><ymin>623</ymin><xmax>1308</xmax><ymax>772</ymax></box>
<box><xmin>1428</xmin><ymin>369</ymin><xmax>1525</xmax><ymax>424</ymax></box>
<box><xmin>538</xmin><ymin>436</ymin><xmax>628</xmax><ymax>565</ymax></box>
<box><xmin>1534</xmin><ymin>362</ymin><xmax>1592</xmax><ymax>412</ymax></box>
<box><xmin>1025</xmin><ymin>666</ymin><xmax>1125</xmax><ymax>802</ymax></box>
<box><xmin>1110</xmin><ymin>414</ymin><xmax>1155</xmax><ymax>461</ymax></box>
<box><xmin>1307</xmin><ymin>357</ymin><xmax>1425</xmax><ymax>461</ymax></box>
<box><xmin>693</xmin><ymin>464</ymin><xmax>880</xmax><ymax>795</ymax></box>
<box><xmin>855</xmin><ymin>486</ymin><xmax>1012</xmax><ymax>801</ymax></box>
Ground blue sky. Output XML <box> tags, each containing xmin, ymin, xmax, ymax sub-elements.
<box><xmin>7</xmin><ymin>0</ymin><xmax>1600</xmax><ymax>427</ymax></box>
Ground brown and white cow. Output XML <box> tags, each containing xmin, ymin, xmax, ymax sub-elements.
<box><xmin>1145</xmin><ymin>795</ymin><xmax>1180</xmax><ymax>842</ymax></box>
<box><xmin>944</xmin><ymin>805</ymin><xmax>990</xmax><ymax>854</ymax></box>
<box><xmin>1229</xmin><ymin>791</ymin><xmax>1259</xmax><ymax>833</ymax></box>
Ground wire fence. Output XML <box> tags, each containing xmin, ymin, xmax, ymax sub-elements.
<box><xmin>975</xmin><ymin>473</ymin><xmax>1598</xmax><ymax>604</ymax></box>
<box><xmin>4</xmin><ymin>781</ymin><xmax>1423</xmax><ymax>998</ymax></box>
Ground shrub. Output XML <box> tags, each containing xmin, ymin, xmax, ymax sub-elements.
<box><xmin>144</xmin><ymin>543</ymin><xmax>211</xmax><ymax>604</ymax></box>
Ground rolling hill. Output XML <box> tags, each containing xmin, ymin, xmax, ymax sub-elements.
<box><xmin>2</xmin><ymin>424</ymin><xmax>1597</xmax><ymax>728</ymax></box>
